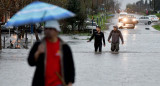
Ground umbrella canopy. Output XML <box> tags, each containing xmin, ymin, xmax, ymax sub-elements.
<box><xmin>6</xmin><ymin>1</ymin><xmax>75</xmax><ymax>27</ymax></box>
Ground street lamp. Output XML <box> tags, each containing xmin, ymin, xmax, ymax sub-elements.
<box><xmin>92</xmin><ymin>0</ymin><xmax>94</xmax><ymax>34</ymax></box>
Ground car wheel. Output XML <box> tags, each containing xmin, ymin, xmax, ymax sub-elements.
<box><xmin>133</xmin><ymin>25</ymin><xmax>135</xmax><ymax>29</ymax></box>
<box><xmin>119</xmin><ymin>26</ymin><xmax>123</xmax><ymax>29</ymax></box>
<box><xmin>148</xmin><ymin>21</ymin><xmax>151</xmax><ymax>25</ymax></box>
<box><xmin>133</xmin><ymin>24</ymin><xmax>135</xmax><ymax>26</ymax></box>
<box><xmin>136</xmin><ymin>21</ymin><xmax>138</xmax><ymax>24</ymax></box>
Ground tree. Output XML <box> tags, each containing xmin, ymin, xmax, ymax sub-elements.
<box><xmin>0</xmin><ymin>0</ymin><xmax>14</xmax><ymax>50</ymax></box>
<box><xmin>77</xmin><ymin>1</ymin><xmax>87</xmax><ymax>31</ymax></box>
<box><xmin>66</xmin><ymin>0</ymin><xmax>81</xmax><ymax>31</ymax></box>
<box><xmin>127</xmin><ymin>0</ymin><xmax>152</xmax><ymax>13</ymax></box>
<box><xmin>155</xmin><ymin>0</ymin><xmax>160</xmax><ymax>11</ymax></box>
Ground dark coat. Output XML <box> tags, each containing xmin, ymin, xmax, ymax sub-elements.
<box><xmin>108</xmin><ymin>30</ymin><xmax>124</xmax><ymax>43</ymax></box>
<box><xmin>89</xmin><ymin>31</ymin><xmax>106</xmax><ymax>45</ymax></box>
<box><xmin>28</xmin><ymin>38</ymin><xmax>75</xmax><ymax>86</ymax></box>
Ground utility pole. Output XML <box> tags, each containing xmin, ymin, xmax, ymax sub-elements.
<box><xmin>92</xmin><ymin>0</ymin><xmax>93</xmax><ymax>16</ymax></box>
<box><xmin>0</xmin><ymin>24</ymin><xmax>1</xmax><ymax>50</ymax></box>
<box><xmin>97</xmin><ymin>0</ymin><xmax>98</xmax><ymax>12</ymax></box>
<box><xmin>153</xmin><ymin>0</ymin><xmax>156</xmax><ymax>12</ymax></box>
<box><xmin>0</xmin><ymin>9</ymin><xmax>5</xmax><ymax>50</ymax></box>
<box><xmin>0</xmin><ymin>13</ymin><xmax>3</xmax><ymax>50</ymax></box>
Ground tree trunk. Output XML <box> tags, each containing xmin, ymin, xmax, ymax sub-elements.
<box><xmin>72</xmin><ymin>23</ymin><xmax>74</xmax><ymax>31</ymax></box>
<box><xmin>34</xmin><ymin>26</ymin><xmax>40</xmax><ymax>41</ymax></box>
<box><xmin>78</xmin><ymin>24</ymin><xmax>80</xmax><ymax>31</ymax></box>
<box><xmin>5</xmin><ymin>12</ymin><xmax>8</xmax><ymax>22</ymax></box>
<box><xmin>21</xmin><ymin>28</ymin><xmax>25</xmax><ymax>38</ymax></box>
<box><xmin>34</xmin><ymin>30</ymin><xmax>40</xmax><ymax>41</ymax></box>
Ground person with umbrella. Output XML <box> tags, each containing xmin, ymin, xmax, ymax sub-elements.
<box><xmin>28</xmin><ymin>20</ymin><xmax>75</xmax><ymax>86</ymax></box>
<box><xmin>87</xmin><ymin>26</ymin><xmax>106</xmax><ymax>53</ymax></box>
<box><xmin>108</xmin><ymin>25</ymin><xmax>124</xmax><ymax>53</ymax></box>
<box><xmin>5</xmin><ymin>1</ymin><xmax>76</xmax><ymax>86</ymax></box>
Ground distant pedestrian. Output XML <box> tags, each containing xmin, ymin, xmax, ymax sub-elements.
<box><xmin>28</xmin><ymin>20</ymin><xmax>75</xmax><ymax>86</ymax></box>
<box><xmin>87</xmin><ymin>26</ymin><xmax>105</xmax><ymax>53</ymax></box>
<box><xmin>108</xmin><ymin>25</ymin><xmax>124</xmax><ymax>52</ymax></box>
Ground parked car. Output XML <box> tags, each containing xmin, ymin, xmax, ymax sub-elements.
<box><xmin>1</xmin><ymin>23</ymin><xmax>14</xmax><ymax>32</ymax></box>
<box><xmin>138</xmin><ymin>16</ymin><xmax>152</xmax><ymax>25</ymax></box>
<box><xmin>108</xmin><ymin>14</ymin><xmax>115</xmax><ymax>17</ymax></box>
<box><xmin>85</xmin><ymin>21</ymin><xmax>98</xmax><ymax>33</ymax></box>
<box><xmin>86</xmin><ymin>22</ymin><xmax>97</xmax><ymax>29</ymax></box>
<box><xmin>149</xmin><ymin>15</ymin><xmax>159</xmax><ymax>22</ymax></box>
<box><xmin>118</xmin><ymin>12</ymin><xmax>128</xmax><ymax>22</ymax></box>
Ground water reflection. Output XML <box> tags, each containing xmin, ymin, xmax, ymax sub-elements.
<box><xmin>121</xmin><ymin>29</ymin><xmax>129</xmax><ymax>44</ymax></box>
<box><xmin>122</xmin><ymin>54</ymin><xmax>129</xmax><ymax>71</ymax></box>
<box><xmin>133</xmin><ymin>34</ymin><xmax>136</xmax><ymax>41</ymax></box>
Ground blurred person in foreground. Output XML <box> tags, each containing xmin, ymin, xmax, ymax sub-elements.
<box><xmin>28</xmin><ymin>20</ymin><xmax>75</xmax><ymax>86</ymax></box>
<box><xmin>108</xmin><ymin>25</ymin><xmax>124</xmax><ymax>53</ymax></box>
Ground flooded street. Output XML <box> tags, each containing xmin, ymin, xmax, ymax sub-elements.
<box><xmin>1</xmin><ymin>14</ymin><xmax>160</xmax><ymax>86</ymax></box>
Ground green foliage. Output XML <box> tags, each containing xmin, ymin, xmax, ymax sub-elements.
<box><xmin>88</xmin><ymin>13</ymin><xmax>112</xmax><ymax>30</ymax></box>
<box><xmin>155</xmin><ymin>13</ymin><xmax>160</xmax><ymax>18</ymax></box>
<box><xmin>66</xmin><ymin>0</ymin><xmax>80</xmax><ymax>30</ymax></box>
<box><xmin>66</xmin><ymin>0</ymin><xmax>87</xmax><ymax>31</ymax></box>
<box><xmin>153</xmin><ymin>25</ymin><xmax>160</xmax><ymax>31</ymax></box>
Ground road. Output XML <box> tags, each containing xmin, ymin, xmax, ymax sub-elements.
<box><xmin>1</xmin><ymin>14</ymin><xmax>160</xmax><ymax>86</ymax></box>
<box><xmin>72</xmin><ymin>14</ymin><xmax>160</xmax><ymax>86</ymax></box>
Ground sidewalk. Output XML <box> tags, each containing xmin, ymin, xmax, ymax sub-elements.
<box><xmin>0</xmin><ymin>49</ymin><xmax>34</xmax><ymax>86</ymax></box>
<box><xmin>1</xmin><ymin>33</ymin><xmax>44</xmax><ymax>49</ymax></box>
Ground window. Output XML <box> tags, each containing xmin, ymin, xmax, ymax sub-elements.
<box><xmin>140</xmin><ymin>17</ymin><xmax>144</xmax><ymax>19</ymax></box>
<box><xmin>145</xmin><ymin>17</ymin><xmax>149</xmax><ymax>19</ymax></box>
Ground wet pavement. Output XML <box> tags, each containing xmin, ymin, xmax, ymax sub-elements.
<box><xmin>1</xmin><ymin>14</ymin><xmax>160</xmax><ymax>86</ymax></box>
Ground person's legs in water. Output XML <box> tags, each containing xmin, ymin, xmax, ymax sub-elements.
<box><xmin>115</xmin><ymin>43</ymin><xmax>119</xmax><ymax>52</ymax></box>
<box><xmin>111</xmin><ymin>43</ymin><xmax>116</xmax><ymax>52</ymax></box>
<box><xmin>94</xmin><ymin>43</ymin><xmax>98</xmax><ymax>52</ymax></box>
<box><xmin>98</xmin><ymin>43</ymin><xmax>102</xmax><ymax>53</ymax></box>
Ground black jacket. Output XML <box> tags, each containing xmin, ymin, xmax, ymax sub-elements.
<box><xmin>108</xmin><ymin>30</ymin><xmax>124</xmax><ymax>43</ymax></box>
<box><xmin>89</xmin><ymin>31</ymin><xmax>105</xmax><ymax>45</ymax></box>
<box><xmin>28</xmin><ymin>38</ymin><xmax>75</xmax><ymax>86</ymax></box>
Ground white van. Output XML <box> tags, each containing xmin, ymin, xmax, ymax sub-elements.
<box><xmin>138</xmin><ymin>16</ymin><xmax>152</xmax><ymax>25</ymax></box>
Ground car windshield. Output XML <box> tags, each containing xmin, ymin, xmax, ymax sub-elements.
<box><xmin>145</xmin><ymin>17</ymin><xmax>149</xmax><ymax>19</ymax></box>
<box><xmin>127</xmin><ymin>15</ymin><xmax>134</xmax><ymax>18</ymax></box>
<box><xmin>120</xmin><ymin>14</ymin><xmax>126</xmax><ymax>17</ymax></box>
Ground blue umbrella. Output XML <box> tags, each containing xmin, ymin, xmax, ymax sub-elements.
<box><xmin>6</xmin><ymin>1</ymin><xmax>75</xmax><ymax>27</ymax></box>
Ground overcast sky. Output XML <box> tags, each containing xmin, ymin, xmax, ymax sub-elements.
<box><xmin>119</xmin><ymin>0</ymin><xmax>140</xmax><ymax>9</ymax></box>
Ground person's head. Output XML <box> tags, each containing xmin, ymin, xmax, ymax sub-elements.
<box><xmin>113</xmin><ymin>25</ymin><xmax>118</xmax><ymax>31</ymax></box>
<box><xmin>96</xmin><ymin>26</ymin><xmax>101</xmax><ymax>32</ymax></box>
<box><xmin>44</xmin><ymin>20</ymin><xmax>61</xmax><ymax>39</ymax></box>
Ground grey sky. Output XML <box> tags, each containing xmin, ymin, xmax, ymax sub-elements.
<box><xmin>119</xmin><ymin>0</ymin><xmax>140</xmax><ymax>9</ymax></box>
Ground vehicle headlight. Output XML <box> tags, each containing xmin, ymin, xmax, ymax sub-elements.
<box><xmin>123</xmin><ymin>18</ymin><xmax>127</xmax><ymax>22</ymax></box>
<box><xmin>133</xmin><ymin>19</ymin><xmax>136</xmax><ymax>21</ymax></box>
